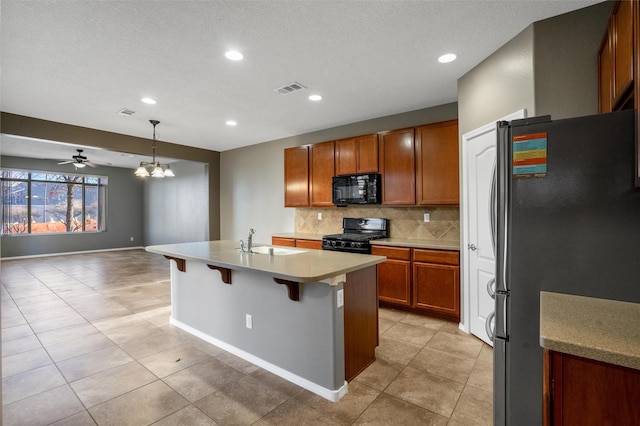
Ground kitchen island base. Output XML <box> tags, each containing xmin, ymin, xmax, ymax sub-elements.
<box><xmin>151</xmin><ymin>242</ymin><xmax>384</xmax><ymax>402</ymax></box>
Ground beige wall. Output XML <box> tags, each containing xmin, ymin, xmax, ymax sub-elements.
<box><xmin>219</xmin><ymin>103</ymin><xmax>459</xmax><ymax>242</ymax></box>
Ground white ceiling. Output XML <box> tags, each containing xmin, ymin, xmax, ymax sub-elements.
<box><xmin>1</xmin><ymin>0</ymin><xmax>602</xmax><ymax>165</ymax></box>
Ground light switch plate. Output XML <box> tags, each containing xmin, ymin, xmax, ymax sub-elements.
<box><xmin>336</xmin><ymin>289</ymin><xmax>344</xmax><ymax>308</ymax></box>
<box><xmin>318</xmin><ymin>212</ymin><xmax>323</xmax><ymax>220</ymax></box>
<box><xmin>423</xmin><ymin>213</ymin><xmax>430</xmax><ymax>222</ymax></box>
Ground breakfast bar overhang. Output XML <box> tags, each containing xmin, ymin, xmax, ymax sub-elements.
<box><xmin>146</xmin><ymin>240</ymin><xmax>386</xmax><ymax>401</ymax></box>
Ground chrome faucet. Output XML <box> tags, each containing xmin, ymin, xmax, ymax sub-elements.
<box><xmin>240</xmin><ymin>228</ymin><xmax>256</xmax><ymax>253</ymax></box>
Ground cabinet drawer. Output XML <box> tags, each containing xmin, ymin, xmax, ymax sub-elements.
<box><xmin>295</xmin><ymin>239</ymin><xmax>322</xmax><ymax>250</ymax></box>
<box><xmin>272</xmin><ymin>237</ymin><xmax>296</xmax><ymax>247</ymax></box>
<box><xmin>371</xmin><ymin>246</ymin><xmax>411</xmax><ymax>261</ymax></box>
<box><xmin>413</xmin><ymin>249</ymin><xmax>459</xmax><ymax>265</ymax></box>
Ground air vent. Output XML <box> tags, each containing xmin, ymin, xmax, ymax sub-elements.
<box><xmin>274</xmin><ymin>82</ymin><xmax>307</xmax><ymax>95</ymax></box>
<box><xmin>117</xmin><ymin>108</ymin><xmax>137</xmax><ymax>116</ymax></box>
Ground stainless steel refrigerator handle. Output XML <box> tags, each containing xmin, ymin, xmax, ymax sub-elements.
<box><xmin>490</xmin><ymin>159</ymin><xmax>497</xmax><ymax>255</ymax></box>
<box><xmin>487</xmin><ymin>277</ymin><xmax>496</xmax><ymax>299</ymax></box>
<box><xmin>485</xmin><ymin>311</ymin><xmax>496</xmax><ymax>342</ymax></box>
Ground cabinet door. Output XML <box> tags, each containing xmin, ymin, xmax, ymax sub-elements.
<box><xmin>356</xmin><ymin>134</ymin><xmax>379</xmax><ymax>173</ymax></box>
<box><xmin>413</xmin><ymin>262</ymin><xmax>460</xmax><ymax>318</ymax></box>
<box><xmin>546</xmin><ymin>350</ymin><xmax>640</xmax><ymax>425</ymax></box>
<box><xmin>295</xmin><ymin>239</ymin><xmax>322</xmax><ymax>250</ymax></box>
<box><xmin>635</xmin><ymin>0</ymin><xmax>640</xmax><ymax>187</ymax></box>
<box><xmin>272</xmin><ymin>237</ymin><xmax>296</xmax><ymax>247</ymax></box>
<box><xmin>415</xmin><ymin>120</ymin><xmax>459</xmax><ymax>205</ymax></box>
<box><xmin>309</xmin><ymin>141</ymin><xmax>335</xmax><ymax>207</ymax></box>
<box><xmin>284</xmin><ymin>146</ymin><xmax>309</xmax><ymax>207</ymax></box>
<box><xmin>372</xmin><ymin>246</ymin><xmax>411</xmax><ymax>306</ymax></box>
<box><xmin>379</xmin><ymin>128</ymin><xmax>416</xmax><ymax>205</ymax></box>
<box><xmin>599</xmin><ymin>29</ymin><xmax>613</xmax><ymax>113</ymax></box>
<box><xmin>335</xmin><ymin>137</ymin><xmax>357</xmax><ymax>176</ymax></box>
<box><xmin>613</xmin><ymin>0</ymin><xmax>634</xmax><ymax>107</ymax></box>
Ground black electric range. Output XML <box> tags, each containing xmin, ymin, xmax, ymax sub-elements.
<box><xmin>322</xmin><ymin>217</ymin><xmax>389</xmax><ymax>254</ymax></box>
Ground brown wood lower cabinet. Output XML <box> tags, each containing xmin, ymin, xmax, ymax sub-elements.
<box><xmin>272</xmin><ymin>237</ymin><xmax>296</xmax><ymax>247</ymax></box>
<box><xmin>544</xmin><ymin>350</ymin><xmax>640</xmax><ymax>425</ymax></box>
<box><xmin>413</xmin><ymin>249</ymin><xmax>460</xmax><ymax>318</ymax></box>
<box><xmin>294</xmin><ymin>239</ymin><xmax>322</xmax><ymax>250</ymax></box>
<box><xmin>271</xmin><ymin>237</ymin><xmax>322</xmax><ymax>250</ymax></box>
<box><xmin>343</xmin><ymin>266</ymin><xmax>378</xmax><ymax>381</ymax></box>
<box><xmin>372</xmin><ymin>244</ymin><xmax>460</xmax><ymax>321</ymax></box>
<box><xmin>371</xmin><ymin>246</ymin><xmax>411</xmax><ymax>306</ymax></box>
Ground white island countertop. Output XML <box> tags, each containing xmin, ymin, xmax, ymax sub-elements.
<box><xmin>540</xmin><ymin>291</ymin><xmax>640</xmax><ymax>370</ymax></box>
<box><xmin>146</xmin><ymin>240</ymin><xmax>386</xmax><ymax>283</ymax></box>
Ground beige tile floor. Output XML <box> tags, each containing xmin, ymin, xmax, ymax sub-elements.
<box><xmin>1</xmin><ymin>249</ymin><xmax>492</xmax><ymax>425</ymax></box>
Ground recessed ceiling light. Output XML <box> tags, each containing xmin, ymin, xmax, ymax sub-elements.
<box><xmin>438</xmin><ymin>53</ymin><xmax>457</xmax><ymax>63</ymax></box>
<box><xmin>141</xmin><ymin>97</ymin><xmax>157</xmax><ymax>105</ymax></box>
<box><xmin>226</xmin><ymin>120</ymin><xmax>237</xmax><ymax>126</ymax></box>
<box><xmin>308</xmin><ymin>95</ymin><xmax>322</xmax><ymax>101</ymax></box>
<box><xmin>225</xmin><ymin>50</ymin><xmax>244</xmax><ymax>61</ymax></box>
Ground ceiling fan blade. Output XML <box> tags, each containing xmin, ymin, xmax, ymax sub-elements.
<box><xmin>58</xmin><ymin>160</ymin><xmax>73</xmax><ymax>165</ymax></box>
<box><xmin>84</xmin><ymin>161</ymin><xmax>98</xmax><ymax>168</ymax></box>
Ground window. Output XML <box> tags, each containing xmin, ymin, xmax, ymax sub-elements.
<box><xmin>1</xmin><ymin>169</ymin><xmax>108</xmax><ymax>235</ymax></box>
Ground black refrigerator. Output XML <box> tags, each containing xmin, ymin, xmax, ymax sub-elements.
<box><xmin>493</xmin><ymin>109</ymin><xmax>640</xmax><ymax>425</ymax></box>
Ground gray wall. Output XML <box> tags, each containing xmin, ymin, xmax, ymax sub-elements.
<box><xmin>0</xmin><ymin>112</ymin><xmax>221</xmax><ymax>241</ymax></box>
<box><xmin>458</xmin><ymin>25</ymin><xmax>535</xmax><ymax>138</ymax></box>
<box><xmin>144</xmin><ymin>160</ymin><xmax>209</xmax><ymax>246</ymax></box>
<box><xmin>533</xmin><ymin>1</ymin><xmax>612</xmax><ymax>119</ymax></box>
<box><xmin>220</xmin><ymin>103</ymin><xmax>458</xmax><ymax>242</ymax></box>
<box><xmin>1</xmin><ymin>156</ymin><xmax>143</xmax><ymax>257</ymax></box>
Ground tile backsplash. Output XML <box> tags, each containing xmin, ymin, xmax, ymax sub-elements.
<box><xmin>295</xmin><ymin>206</ymin><xmax>460</xmax><ymax>242</ymax></box>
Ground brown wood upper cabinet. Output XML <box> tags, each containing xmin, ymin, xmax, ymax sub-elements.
<box><xmin>614</xmin><ymin>0</ymin><xmax>634</xmax><ymax>108</ymax></box>
<box><xmin>335</xmin><ymin>134</ymin><xmax>379</xmax><ymax>175</ymax></box>
<box><xmin>379</xmin><ymin>128</ymin><xmax>416</xmax><ymax>205</ymax></box>
<box><xmin>415</xmin><ymin>120</ymin><xmax>460</xmax><ymax>205</ymax></box>
<box><xmin>599</xmin><ymin>0</ymin><xmax>635</xmax><ymax>113</ymax></box>
<box><xmin>284</xmin><ymin>146</ymin><xmax>309</xmax><ymax>207</ymax></box>
<box><xmin>309</xmin><ymin>141</ymin><xmax>335</xmax><ymax>207</ymax></box>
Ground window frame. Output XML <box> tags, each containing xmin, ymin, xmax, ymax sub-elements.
<box><xmin>1</xmin><ymin>168</ymin><xmax>108</xmax><ymax>236</ymax></box>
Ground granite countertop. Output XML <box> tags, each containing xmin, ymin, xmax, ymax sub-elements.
<box><xmin>540</xmin><ymin>291</ymin><xmax>640</xmax><ymax>370</ymax></box>
<box><xmin>372</xmin><ymin>239</ymin><xmax>460</xmax><ymax>251</ymax></box>
<box><xmin>271</xmin><ymin>233</ymin><xmax>460</xmax><ymax>251</ymax></box>
<box><xmin>146</xmin><ymin>240</ymin><xmax>386</xmax><ymax>283</ymax></box>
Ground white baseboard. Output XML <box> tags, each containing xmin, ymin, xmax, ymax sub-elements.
<box><xmin>170</xmin><ymin>316</ymin><xmax>349</xmax><ymax>402</ymax></box>
<box><xmin>0</xmin><ymin>246</ymin><xmax>145</xmax><ymax>260</ymax></box>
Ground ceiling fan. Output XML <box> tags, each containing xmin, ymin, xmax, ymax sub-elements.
<box><xmin>57</xmin><ymin>149</ymin><xmax>112</xmax><ymax>168</ymax></box>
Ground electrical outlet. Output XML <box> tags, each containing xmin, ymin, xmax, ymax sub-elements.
<box><xmin>423</xmin><ymin>213</ymin><xmax>430</xmax><ymax>223</ymax></box>
<box><xmin>130</xmin><ymin>236</ymin><xmax>134</xmax><ymax>242</ymax></box>
<box><xmin>245</xmin><ymin>314</ymin><xmax>253</xmax><ymax>329</ymax></box>
<box><xmin>336</xmin><ymin>289</ymin><xmax>344</xmax><ymax>308</ymax></box>
<box><xmin>318</xmin><ymin>212</ymin><xmax>323</xmax><ymax>220</ymax></box>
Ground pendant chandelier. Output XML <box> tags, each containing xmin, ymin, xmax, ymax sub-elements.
<box><xmin>134</xmin><ymin>120</ymin><xmax>175</xmax><ymax>178</ymax></box>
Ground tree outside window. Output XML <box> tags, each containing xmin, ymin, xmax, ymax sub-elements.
<box><xmin>1</xmin><ymin>169</ymin><xmax>107</xmax><ymax>235</ymax></box>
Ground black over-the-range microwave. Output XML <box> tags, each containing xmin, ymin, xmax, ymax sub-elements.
<box><xmin>332</xmin><ymin>173</ymin><xmax>381</xmax><ymax>206</ymax></box>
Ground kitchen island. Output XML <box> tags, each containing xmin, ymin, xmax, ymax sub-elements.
<box><xmin>146</xmin><ymin>240</ymin><xmax>386</xmax><ymax>401</ymax></box>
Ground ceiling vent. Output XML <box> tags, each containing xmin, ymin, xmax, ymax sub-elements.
<box><xmin>274</xmin><ymin>82</ymin><xmax>307</xmax><ymax>95</ymax></box>
<box><xmin>117</xmin><ymin>108</ymin><xmax>137</xmax><ymax>116</ymax></box>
